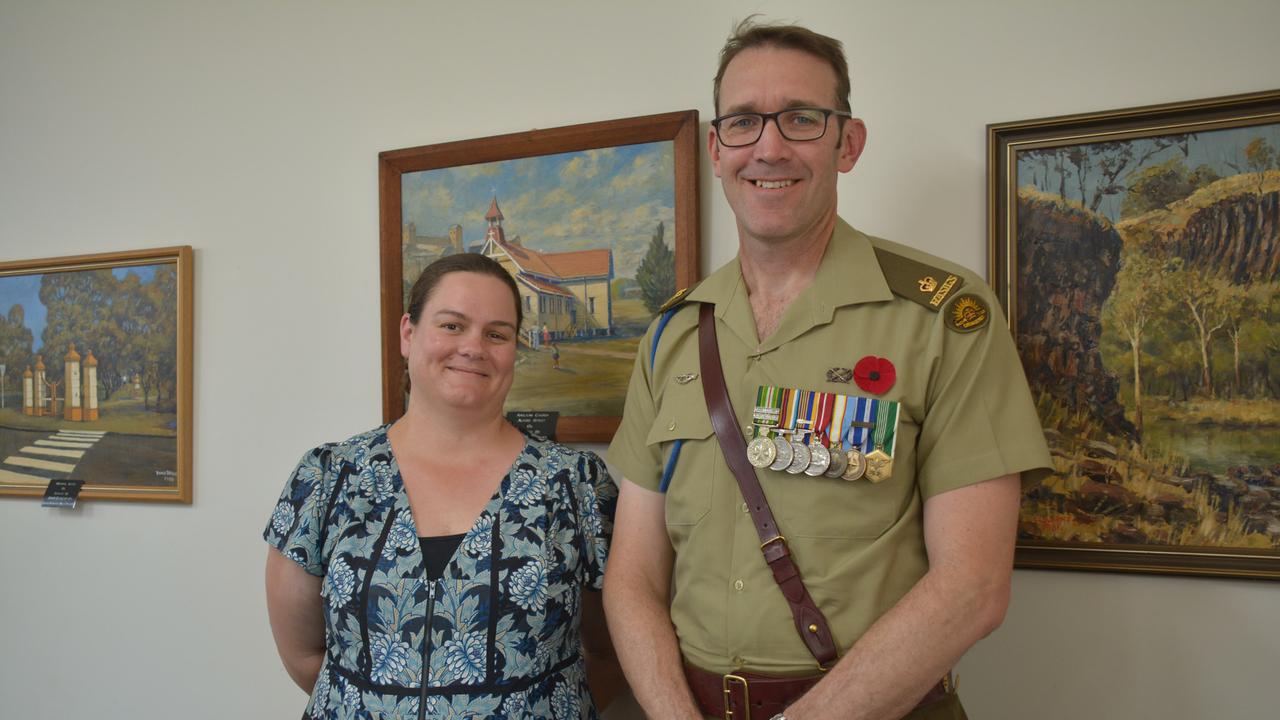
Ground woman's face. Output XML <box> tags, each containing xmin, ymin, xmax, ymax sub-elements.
<box><xmin>400</xmin><ymin>271</ymin><xmax>519</xmax><ymax>416</ymax></box>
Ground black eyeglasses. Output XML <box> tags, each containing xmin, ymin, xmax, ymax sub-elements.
<box><xmin>711</xmin><ymin>107</ymin><xmax>852</xmax><ymax>147</ymax></box>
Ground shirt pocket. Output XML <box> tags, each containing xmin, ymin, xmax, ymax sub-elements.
<box><xmin>776</xmin><ymin>407</ymin><xmax>920</xmax><ymax>540</ymax></box>
<box><xmin>644</xmin><ymin>376</ymin><xmax>715</xmax><ymax>527</ymax></box>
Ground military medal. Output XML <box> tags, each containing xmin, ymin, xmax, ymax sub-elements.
<box><xmin>785</xmin><ymin>437</ymin><xmax>811</xmax><ymax>474</ymax></box>
<box><xmin>824</xmin><ymin>443</ymin><xmax>848</xmax><ymax>478</ymax></box>
<box><xmin>803</xmin><ymin>392</ymin><xmax>835</xmax><ymax>476</ymax></box>
<box><xmin>822</xmin><ymin>395</ymin><xmax>848</xmax><ymax>478</ymax></box>
<box><xmin>864</xmin><ymin>450</ymin><xmax>892</xmax><ymax>483</ymax></box>
<box><xmin>842</xmin><ymin>448</ymin><xmax>867</xmax><ymax>481</ymax></box>
<box><xmin>804</xmin><ymin>443</ymin><xmax>831</xmax><ymax>476</ymax></box>
<box><xmin>747</xmin><ymin>435</ymin><xmax>777</xmax><ymax>468</ymax></box>
<box><xmin>864</xmin><ymin>399</ymin><xmax>899</xmax><ymax>483</ymax></box>
<box><xmin>765</xmin><ymin>386</ymin><xmax>794</xmax><ymax>472</ymax></box>
<box><xmin>841</xmin><ymin>395</ymin><xmax>879</xmax><ymax>481</ymax></box>
<box><xmin>769</xmin><ymin>433</ymin><xmax>794</xmax><ymax>471</ymax></box>
<box><xmin>749</xmin><ymin>385</ymin><xmax>785</xmax><ymax>469</ymax></box>
<box><xmin>784</xmin><ymin>392</ymin><xmax>815</xmax><ymax>475</ymax></box>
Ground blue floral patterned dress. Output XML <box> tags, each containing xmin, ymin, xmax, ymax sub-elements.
<box><xmin>264</xmin><ymin>425</ymin><xmax>617</xmax><ymax>720</ymax></box>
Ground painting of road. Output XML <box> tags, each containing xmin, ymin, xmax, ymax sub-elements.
<box><xmin>1012</xmin><ymin>120</ymin><xmax>1280</xmax><ymax>553</ymax></box>
<box><xmin>0</xmin><ymin>259</ymin><xmax>181</xmax><ymax>498</ymax></box>
<box><xmin>401</xmin><ymin>141</ymin><xmax>677</xmax><ymax>418</ymax></box>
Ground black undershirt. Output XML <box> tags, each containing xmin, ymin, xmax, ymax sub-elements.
<box><xmin>418</xmin><ymin>533</ymin><xmax>466</xmax><ymax>580</ymax></box>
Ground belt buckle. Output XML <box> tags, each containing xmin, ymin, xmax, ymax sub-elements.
<box><xmin>722</xmin><ymin>673</ymin><xmax>750</xmax><ymax>720</ymax></box>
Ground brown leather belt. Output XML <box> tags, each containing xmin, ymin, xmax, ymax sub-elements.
<box><xmin>685</xmin><ymin>663</ymin><xmax>951</xmax><ymax>719</ymax></box>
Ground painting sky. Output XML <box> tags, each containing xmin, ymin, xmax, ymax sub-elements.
<box><xmin>401</xmin><ymin>140</ymin><xmax>675</xmax><ymax>278</ymax></box>
<box><xmin>1017</xmin><ymin>122</ymin><xmax>1280</xmax><ymax>222</ymax></box>
<box><xmin>0</xmin><ymin>265</ymin><xmax>159</xmax><ymax>354</ymax></box>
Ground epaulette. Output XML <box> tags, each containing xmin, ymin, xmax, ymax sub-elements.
<box><xmin>650</xmin><ymin>284</ymin><xmax>700</xmax><ymax>370</ymax></box>
<box><xmin>657</xmin><ymin>286</ymin><xmax>695</xmax><ymax>314</ymax></box>
<box><xmin>872</xmin><ymin>247</ymin><xmax>965</xmax><ymax>311</ymax></box>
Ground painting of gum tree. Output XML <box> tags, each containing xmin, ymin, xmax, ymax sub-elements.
<box><xmin>991</xmin><ymin>93</ymin><xmax>1280</xmax><ymax>576</ymax></box>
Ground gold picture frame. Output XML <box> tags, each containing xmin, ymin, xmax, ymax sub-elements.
<box><xmin>0</xmin><ymin>246</ymin><xmax>194</xmax><ymax>503</ymax></box>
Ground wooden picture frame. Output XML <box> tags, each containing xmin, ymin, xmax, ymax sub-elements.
<box><xmin>0</xmin><ymin>246</ymin><xmax>194</xmax><ymax>503</ymax></box>
<box><xmin>379</xmin><ymin>110</ymin><xmax>700</xmax><ymax>442</ymax></box>
<box><xmin>989</xmin><ymin>90</ymin><xmax>1280</xmax><ymax>578</ymax></box>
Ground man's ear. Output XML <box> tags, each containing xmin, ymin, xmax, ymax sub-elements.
<box><xmin>708</xmin><ymin>125</ymin><xmax>724</xmax><ymax>178</ymax></box>
<box><xmin>838</xmin><ymin>118</ymin><xmax>867</xmax><ymax>173</ymax></box>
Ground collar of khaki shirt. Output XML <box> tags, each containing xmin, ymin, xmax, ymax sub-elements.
<box><xmin>687</xmin><ymin>218</ymin><xmax>894</xmax><ymax>354</ymax></box>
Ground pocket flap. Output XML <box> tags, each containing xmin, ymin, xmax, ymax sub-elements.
<box><xmin>643</xmin><ymin>376</ymin><xmax>714</xmax><ymax>445</ymax></box>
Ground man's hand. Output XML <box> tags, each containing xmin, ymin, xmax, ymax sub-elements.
<box><xmin>782</xmin><ymin>473</ymin><xmax>1020</xmax><ymax>720</ymax></box>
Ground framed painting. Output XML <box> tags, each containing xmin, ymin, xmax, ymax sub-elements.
<box><xmin>0</xmin><ymin>246</ymin><xmax>194</xmax><ymax>503</ymax></box>
<box><xmin>989</xmin><ymin>90</ymin><xmax>1280</xmax><ymax>578</ymax></box>
<box><xmin>379</xmin><ymin>110</ymin><xmax>700</xmax><ymax>442</ymax></box>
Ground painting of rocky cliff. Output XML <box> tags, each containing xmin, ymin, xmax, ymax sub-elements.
<box><xmin>991</xmin><ymin>92</ymin><xmax>1280</xmax><ymax>577</ymax></box>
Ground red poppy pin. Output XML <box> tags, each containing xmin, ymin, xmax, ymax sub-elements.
<box><xmin>853</xmin><ymin>356</ymin><xmax>896</xmax><ymax>395</ymax></box>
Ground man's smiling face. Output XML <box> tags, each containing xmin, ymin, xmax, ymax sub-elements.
<box><xmin>710</xmin><ymin>46</ymin><xmax>865</xmax><ymax>247</ymax></box>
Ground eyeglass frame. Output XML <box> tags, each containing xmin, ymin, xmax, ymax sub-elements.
<box><xmin>710</xmin><ymin>107</ymin><xmax>854</xmax><ymax>147</ymax></box>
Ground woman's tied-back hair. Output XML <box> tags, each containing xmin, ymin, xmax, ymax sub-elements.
<box><xmin>406</xmin><ymin>252</ymin><xmax>523</xmax><ymax>330</ymax></box>
<box><xmin>713</xmin><ymin>16</ymin><xmax>852</xmax><ymax>115</ymax></box>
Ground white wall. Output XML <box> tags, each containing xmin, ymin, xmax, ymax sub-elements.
<box><xmin>1</xmin><ymin>1</ymin><xmax>1276</xmax><ymax>718</ymax></box>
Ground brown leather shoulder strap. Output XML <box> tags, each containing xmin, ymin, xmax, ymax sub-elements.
<box><xmin>696</xmin><ymin>302</ymin><xmax>839</xmax><ymax>668</ymax></box>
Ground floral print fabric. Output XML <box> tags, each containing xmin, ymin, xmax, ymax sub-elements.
<box><xmin>264</xmin><ymin>426</ymin><xmax>617</xmax><ymax>719</ymax></box>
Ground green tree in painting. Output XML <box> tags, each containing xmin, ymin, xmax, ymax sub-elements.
<box><xmin>1103</xmin><ymin>249</ymin><xmax>1169</xmax><ymax>433</ymax></box>
<box><xmin>0</xmin><ymin>303</ymin><xmax>35</xmax><ymax>382</ymax></box>
<box><xmin>1121</xmin><ymin>158</ymin><xmax>1220</xmax><ymax>218</ymax></box>
<box><xmin>1228</xmin><ymin>136</ymin><xmax>1277</xmax><ymax>229</ymax></box>
<box><xmin>1242</xmin><ymin>137</ymin><xmax>1276</xmax><ymax>196</ymax></box>
<box><xmin>636</xmin><ymin>221</ymin><xmax>675</xmax><ymax>315</ymax></box>
<box><xmin>143</xmin><ymin>265</ymin><xmax>178</xmax><ymax>411</ymax></box>
<box><xmin>1219</xmin><ymin>284</ymin><xmax>1257</xmax><ymax>398</ymax></box>
<box><xmin>39</xmin><ymin>269</ymin><xmax>118</xmax><ymax>385</ymax></box>
<box><xmin>38</xmin><ymin>267</ymin><xmax>177</xmax><ymax>412</ymax></box>
<box><xmin>1167</xmin><ymin>262</ymin><xmax>1229</xmax><ymax>398</ymax></box>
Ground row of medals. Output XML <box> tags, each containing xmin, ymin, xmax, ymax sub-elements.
<box><xmin>745</xmin><ymin>429</ymin><xmax>873</xmax><ymax>482</ymax></box>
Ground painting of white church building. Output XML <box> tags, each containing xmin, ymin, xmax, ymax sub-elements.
<box><xmin>476</xmin><ymin>197</ymin><xmax>614</xmax><ymax>346</ymax></box>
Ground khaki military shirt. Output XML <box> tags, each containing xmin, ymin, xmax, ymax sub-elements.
<box><xmin>608</xmin><ymin>219</ymin><xmax>1051</xmax><ymax>676</ymax></box>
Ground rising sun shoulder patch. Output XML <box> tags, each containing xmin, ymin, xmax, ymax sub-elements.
<box><xmin>944</xmin><ymin>293</ymin><xmax>990</xmax><ymax>333</ymax></box>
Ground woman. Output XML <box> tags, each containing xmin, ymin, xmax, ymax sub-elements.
<box><xmin>265</xmin><ymin>253</ymin><xmax>622</xmax><ymax>719</ymax></box>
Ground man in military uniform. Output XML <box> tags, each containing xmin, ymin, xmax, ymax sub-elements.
<box><xmin>603</xmin><ymin>19</ymin><xmax>1052</xmax><ymax>720</ymax></box>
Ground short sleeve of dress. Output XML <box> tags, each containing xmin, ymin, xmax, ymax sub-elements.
<box><xmin>575</xmin><ymin>451</ymin><xmax>618</xmax><ymax>591</ymax></box>
<box><xmin>263</xmin><ymin>446</ymin><xmax>333</xmax><ymax>577</ymax></box>
<box><xmin>915</xmin><ymin>283</ymin><xmax>1053</xmax><ymax>499</ymax></box>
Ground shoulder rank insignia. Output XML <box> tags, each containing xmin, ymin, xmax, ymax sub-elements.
<box><xmin>873</xmin><ymin>247</ymin><xmax>965</xmax><ymax>311</ymax></box>
<box><xmin>945</xmin><ymin>293</ymin><xmax>990</xmax><ymax>332</ymax></box>
<box><xmin>658</xmin><ymin>286</ymin><xmax>695</xmax><ymax>314</ymax></box>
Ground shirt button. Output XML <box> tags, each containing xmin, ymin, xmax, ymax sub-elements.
<box><xmin>733</xmin><ymin>579</ymin><xmax>744</xmax><ymax>591</ymax></box>
<box><xmin>741</xmin><ymin>502</ymin><xmax>749</xmax><ymax>513</ymax></box>
<box><xmin>731</xmin><ymin>655</ymin><xmax>745</xmax><ymax>667</ymax></box>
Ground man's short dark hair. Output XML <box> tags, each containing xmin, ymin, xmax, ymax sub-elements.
<box><xmin>713</xmin><ymin>16</ymin><xmax>852</xmax><ymax>115</ymax></box>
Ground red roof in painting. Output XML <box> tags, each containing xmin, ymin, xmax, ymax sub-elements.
<box><xmin>518</xmin><ymin>275</ymin><xmax>574</xmax><ymax>297</ymax></box>
<box><xmin>485</xmin><ymin>196</ymin><xmax>504</xmax><ymax>221</ymax></box>
<box><xmin>543</xmin><ymin>249</ymin><xmax>611</xmax><ymax>278</ymax></box>
<box><xmin>497</xmin><ymin>239</ymin><xmax>610</xmax><ymax>280</ymax></box>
